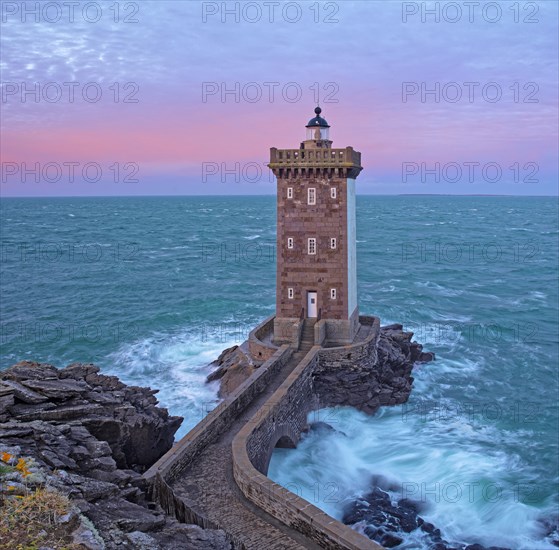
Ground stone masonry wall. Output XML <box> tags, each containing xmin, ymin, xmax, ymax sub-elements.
<box><xmin>231</xmin><ymin>317</ymin><xmax>384</xmax><ymax>550</ymax></box>
<box><xmin>144</xmin><ymin>345</ymin><xmax>293</xmax><ymax>499</ymax></box>
<box><xmin>314</xmin><ymin>320</ymin><xmax>432</xmax><ymax>415</ymax></box>
<box><xmin>232</xmin><ymin>338</ymin><xmax>383</xmax><ymax>549</ymax></box>
<box><xmin>276</xmin><ymin>175</ymin><xmax>350</xmax><ymax>320</ymax></box>
<box><xmin>248</xmin><ymin>315</ymin><xmax>278</xmax><ymax>362</ymax></box>
<box><xmin>145</xmin><ymin>315</ymin><xmax>431</xmax><ymax>550</ymax></box>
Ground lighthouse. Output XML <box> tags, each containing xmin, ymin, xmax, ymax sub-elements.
<box><xmin>269</xmin><ymin>107</ymin><xmax>363</xmax><ymax>346</ymax></box>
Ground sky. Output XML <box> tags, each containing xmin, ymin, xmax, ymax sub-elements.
<box><xmin>1</xmin><ymin>0</ymin><xmax>558</xmax><ymax>196</ymax></box>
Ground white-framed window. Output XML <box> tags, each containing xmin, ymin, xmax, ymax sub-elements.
<box><xmin>288</xmin><ymin>288</ymin><xmax>294</xmax><ymax>299</ymax></box>
<box><xmin>330</xmin><ymin>187</ymin><xmax>337</xmax><ymax>199</ymax></box>
<box><xmin>330</xmin><ymin>288</ymin><xmax>337</xmax><ymax>300</ymax></box>
<box><xmin>287</xmin><ymin>187</ymin><xmax>293</xmax><ymax>199</ymax></box>
<box><xmin>308</xmin><ymin>187</ymin><xmax>316</xmax><ymax>205</ymax></box>
<box><xmin>308</xmin><ymin>238</ymin><xmax>316</xmax><ymax>255</ymax></box>
<box><xmin>330</xmin><ymin>238</ymin><xmax>337</xmax><ymax>249</ymax></box>
<box><xmin>287</xmin><ymin>237</ymin><xmax>294</xmax><ymax>249</ymax></box>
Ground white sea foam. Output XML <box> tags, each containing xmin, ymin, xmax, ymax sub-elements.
<box><xmin>414</xmin><ymin>281</ymin><xmax>465</xmax><ymax>298</ymax></box>
<box><xmin>269</xmin><ymin>405</ymin><xmax>557</xmax><ymax>549</ymax></box>
<box><xmin>107</xmin><ymin>330</ymin><xmax>230</xmax><ymax>438</ymax></box>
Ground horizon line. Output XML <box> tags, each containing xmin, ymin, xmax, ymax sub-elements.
<box><xmin>1</xmin><ymin>193</ymin><xmax>558</xmax><ymax>199</ymax></box>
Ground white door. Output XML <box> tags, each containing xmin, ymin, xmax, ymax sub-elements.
<box><xmin>307</xmin><ymin>291</ymin><xmax>318</xmax><ymax>318</ymax></box>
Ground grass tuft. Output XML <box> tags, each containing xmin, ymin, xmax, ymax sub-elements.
<box><xmin>1</xmin><ymin>453</ymin><xmax>86</xmax><ymax>549</ymax></box>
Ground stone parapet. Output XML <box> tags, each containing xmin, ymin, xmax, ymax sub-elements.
<box><xmin>269</xmin><ymin>147</ymin><xmax>362</xmax><ymax>179</ymax></box>
<box><xmin>232</xmin><ymin>316</ymin><xmax>384</xmax><ymax>549</ymax></box>
<box><xmin>143</xmin><ymin>315</ymin><xmax>426</xmax><ymax>550</ymax></box>
<box><xmin>144</xmin><ymin>344</ymin><xmax>293</xmax><ymax>496</ymax></box>
<box><xmin>273</xmin><ymin>316</ymin><xmax>301</xmax><ymax>346</ymax></box>
<box><xmin>248</xmin><ymin>314</ymin><xmax>279</xmax><ymax>362</ymax></box>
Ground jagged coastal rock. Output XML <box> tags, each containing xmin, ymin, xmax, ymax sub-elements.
<box><xmin>342</xmin><ymin>480</ymin><xmax>512</xmax><ymax>550</ymax></box>
<box><xmin>208</xmin><ymin>324</ymin><xmax>435</xmax><ymax>407</ymax></box>
<box><xmin>1</xmin><ymin>324</ymin><xmax>435</xmax><ymax>550</ymax></box>
<box><xmin>0</xmin><ymin>361</ymin><xmax>232</xmax><ymax>550</ymax></box>
<box><xmin>206</xmin><ymin>344</ymin><xmax>257</xmax><ymax>397</ymax></box>
<box><xmin>313</xmin><ymin>323</ymin><xmax>435</xmax><ymax>414</ymax></box>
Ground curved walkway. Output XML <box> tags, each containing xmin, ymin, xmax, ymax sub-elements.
<box><xmin>145</xmin><ymin>317</ymin><xmax>383</xmax><ymax>549</ymax></box>
<box><xmin>171</xmin><ymin>344</ymin><xmax>322</xmax><ymax>549</ymax></box>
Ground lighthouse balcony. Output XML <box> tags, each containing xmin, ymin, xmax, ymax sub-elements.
<box><xmin>269</xmin><ymin>147</ymin><xmax>361</xmax><ymax>168</ymax></box>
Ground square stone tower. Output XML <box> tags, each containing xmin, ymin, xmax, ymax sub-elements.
<box><xmin>269</xmin><ymin>107</ymin><xmax>363</xmax><ymax>346</ymax></box>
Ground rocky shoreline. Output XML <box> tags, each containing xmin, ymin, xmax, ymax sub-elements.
<box><xmin>342</xmin><ymin>481</ymin><xmax>507</xmax><ymax>550</ymax></box>
<box><xmin>207</xmin><ymin>323</ymin><xmax>435</xmax><ymax>402</ymax></box>
<box><xmin>342</xmin><ymin>479</ymin><xmax>559</xmax><ymax>549</ymax></box>
<box><xmin>205</xmin><ymin>326</ymin><xmax>556</xmax><ymax>549</ymax></box>
<box><xmin>0</xmin><ymin>324</ymin><xmax>446</xmax><ymax>550</ymax></box>
<box><xmin>312</xmin><ymin>323</ymin><xmax>435</xmax><ymax>415</ymax></box>
<box><xmin>0</xmin><ymin>361</ymin><xmax>232</xmax><ymax>550</ymax></box>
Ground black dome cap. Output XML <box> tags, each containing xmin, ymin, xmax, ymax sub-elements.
<box><xmin>306</xmin><ymin>106</ymin><xmax>330</xmax><ymax>128</ymax></box>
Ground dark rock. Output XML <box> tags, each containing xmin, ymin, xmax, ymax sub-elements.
<box><xmin>21</xmin><ymin>378</ymin><xmax>90</xmax><ymax>399</ymax></box>
<box><xmin>39</xmin><ymin>449</ymin><xmax>78</xmax><ymax>470</ymax></box>
<box><xmin>0</xmin><ymin>422</ymin><xmax>33</xmax><ymax>438</ymax></box>
<box><xmin>48</xmin><ymin>472</ymin><xmax>121</xmax><ymax>501</ymax></box>
<box><xmin>80</xmin><ymin>455</ymin><xmax>117</xmax><ymax>472</ymax></box>
<box><xmin>88</xmin><ymin>468</ymin><xmax>129</xmax><ymax>485</ymax></box>
<box><xmin>420</xmin><ymin>520</ymin><xmax>437</xmax><ymax>534</ymax></box>
<box><xmin>69</xmin><ymin>445</ymin><xmax>90</xmax><ymax>461</ymax></box>
<box><xmin>312</xmin><ymin>323</ymin><xmax>433</xmax><ymax>416</ymax></box>
<box><xmin>381</xmin><ymin>324</ymin><xmax>404</xmax><ymax>331</ymax></box>
<box><xmin>151</xmin><ymin>523</ymin><xmax>233</xmax><ymax>549</ymax></box>
<box><xmin>537</xmin><ymin>515</ymin><xmax>559</xmax><ymax>545</ymax></box>
<box><xmin>391</xmin><ymin>503</ymin><xmax>418</xmax><ymax>532</ymax></box>
<box><xmin>2</xmin><ymin>379</ymin><xmax>49</xmax><ymax>404</ymax></box>
<box><xmin>380</xmin><ymin>532</ymin><xmax>403</xmax><ymax>547</ymax></box>
<box><xmin>206</xmin><ymin>346</ymin><xmax>238</xmax><ymax>383</ymax></box>
<box><xmin>86</xmin><ymin>497</ymin><xmax>166</xmax><ymax>532</ymax></box>
<box><xmin>0</xmin><ymin>385</ymin><xmax>15</xmax><ymax>416</ymax></box>
<box><xmin>7</xmin><ymin>401</ymin><xmax>57</xmax><ymax>420</ymax></box>
<box><xmin>346</xmin><ymin>481</ymin><xmax>513</xmax><ymax>550</ymax></box>
<box><xmin>0</xmin><ymin>361</ymin><xmax>221</xmax><ymax>549</ymax></box>
<box><xmin>343</xmin><ymin>486</ymin><xmax>413</xmax><ymax>538</ymax></box>
<box><xmin>0</xmin><ymin>361</ymin><xmax>182</xmax><ymax>471</ymax></box>
<box><xmin>60</xmin><ymin>362</ymin><xmax>100</xmax><ymax>379</ymax></box>
<box><xmin>2</xmin><ymin>361</ymin><xmax>59</xmax><ymax>380</ymax></box>
<box><xmin>210</xmin><ymin>346</ymin><xmax>256</xmax><ymax>398</ymax></box>
<box><xmin>119</xmin><ymin>486</ymin><xmax>143</xmax><ymax>502</ymax></box>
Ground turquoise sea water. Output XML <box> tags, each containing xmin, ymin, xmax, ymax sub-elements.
<box><xmin>1</xmin><ymin>195</ymin><xmax>557</xmax><ymax>548</ymax></box>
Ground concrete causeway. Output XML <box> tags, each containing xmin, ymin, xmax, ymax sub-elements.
<box><xmin>144</xmin><ymin>316</ymin><xmax>386</xmax><ymax>549</ymax></box>
<box><xmin>173</xmin><ymin>343</ymin><xmax>320</xmax><ymax>549</ymax></box>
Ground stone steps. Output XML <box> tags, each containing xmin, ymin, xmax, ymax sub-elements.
<box><xmin>299</xmin><ymin>319</ymin><xmax>316</xmax><ymax>352</ymax></box>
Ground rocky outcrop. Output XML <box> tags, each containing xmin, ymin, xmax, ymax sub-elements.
<box><xmin>208</xmin><ymin>324</ymin><xmax>434</xmax><ymax>406</ymax></box>
<box><xmin>0</xmin><ymin>361</ymin><xmax>233</xmax><ymax>550</ymax></box>
<box><xmin>342</xmin><ymin>479</ymin><xmax>512</xmax><ymax>550</ymax></box>
<box><xmin>206</xmin><ymin>345</ymin><xmax>256</xmax><ymax>397</ymax></box>
<box><xmin>1</xmin><ymin>361</ymin><xmax>182</xmax><ymax>471</ymax></box>
<box><xmin>313</xmin><ymin>323</ymin><xmax>434</xmax><ymax>415</ymax></box>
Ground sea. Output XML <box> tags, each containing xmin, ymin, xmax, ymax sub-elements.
<box><xmin>1</xmin><ymin>195</ymin><xmax>557</xmax><ymax>549</ymax></box>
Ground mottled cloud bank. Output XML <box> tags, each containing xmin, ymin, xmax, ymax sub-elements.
<box><xmin>1</xmin><ymin>0</ymin><xmax>557</xmax><ymax>196</ymax></box>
